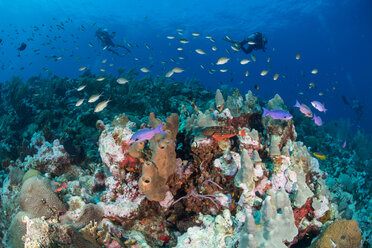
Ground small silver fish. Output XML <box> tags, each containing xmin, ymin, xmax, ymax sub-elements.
<box><xmin>94</xmin><ymin>99</ymin><xmax>110</xmax><ymax>112</ymax></box>
<box><xmin>88</xmin><ymin>93</ymin><xmax>103</xmax><ymax>103</ymax></box>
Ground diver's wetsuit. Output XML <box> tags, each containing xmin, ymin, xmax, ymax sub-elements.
<box><xmin>95</xmin><ymin>28</ymin><xmax>130</xmax><ymax>56</ymax></box>
<box><xmin>239</xmin><ymin>32</ymin><xmax>267</xmax><ymax>54</ymax></box>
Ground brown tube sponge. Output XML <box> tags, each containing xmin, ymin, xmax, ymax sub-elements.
<box><xmin>139</xmin><ymin>161</ymin><xmax>168</xmax><ymax>201</ymax></box>
<box><xmin>128</xmin><ymin>141</ymin><xmax>145</xmax><ymax>159</ymax></box>
<box><xmin>139</xmin><ymin>113</ymin><xmax>179</xmax><ymax>201</ymax></box>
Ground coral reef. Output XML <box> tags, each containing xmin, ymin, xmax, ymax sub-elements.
<box><xmin>23</xmin><ymin>132</ymin><xmax>71</xmax><ymax>176</ymax></box>
<box><xmin>0</xmin><ymin>77</ymin><xmax>370</xmax><ymax>247</ymax></box>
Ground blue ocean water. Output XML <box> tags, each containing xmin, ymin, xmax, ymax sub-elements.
<box><xmin>0</xmin><ymin>0</ymin><xmax>371</xmax><ymax>131</ymax></box>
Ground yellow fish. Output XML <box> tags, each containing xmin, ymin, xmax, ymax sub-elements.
<box><xmin>313</xmin><ymin>152</ymin><xmax>326</xmax><ymax>160</ymax></box>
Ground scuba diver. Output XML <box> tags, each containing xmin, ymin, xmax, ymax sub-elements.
<box><xmin>95</xmin><ymin>28</ymin><xmax>130</xmax><ymax>56</ymax></box>
<box><xmin>342</xmin><ymin>96</ymin><xmax>363</xmax><ymax>126</ymax></box>
<box><xmin>224</xmin><ymin>32</ymin><xmax>268</xmax><ymax>54</ymax></box>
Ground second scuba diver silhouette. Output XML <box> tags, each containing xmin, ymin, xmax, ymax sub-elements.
<box><xmin>342</xmin><ymin>96</ymin><xmax>363</xmax><ymax>127</ymax></box>
<box><xmin>224</xmin><ymin>32</ymin><xmax>268</xmax><ymax>54</ymax></box>
<box><xmin>95</xmin><ymin>28</ymin><xmax>131</xmax><ymax>56</ymax></box>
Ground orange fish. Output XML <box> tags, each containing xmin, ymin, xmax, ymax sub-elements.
<box><xmin>53</xmin><ymin>181</ymin><xmax>68</xmax><ymax>192</ymax></box>
<box><xmin>211</xmin><ymin>129</ymin><xmax>245</xmax><ymax>141</ymax></box>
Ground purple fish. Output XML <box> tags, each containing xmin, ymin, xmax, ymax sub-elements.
<box><xmin>311</xmin><ymin>101</ymin><xmax>327</xmax><ymax>113</ymax></box>
<box><xmin>342</xmin><ymin>140</ymin><xmax>347</xmax><ymax>148</ymax></box>
<box><xmin>130</xmin><ymin>124</ymin><xmax>166</xmax><ymax>142</ymax></box>
<box><xmin>262</xmin><ymin>107</ymin><xmax>293</xmax><ymax>120</ymax></box>
<box><xmin>294</xmin><ymin>100</ymin><xmax>313</xmax><ymax>117</ymax></box>
<box><xmin>312</xmin><ymin>113</ymin><xmax>323</xmax><ymax>126</ymax></box>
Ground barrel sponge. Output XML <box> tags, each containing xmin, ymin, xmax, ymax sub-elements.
<box><xmin>8</xmin><ymin>211</ymin><xmax>28</xmax><ymax>248</ymax></box>
<box><xmin>20</xmin><ymin>175</ymin><xmax>66</xmax><ymax>218</ymax></box>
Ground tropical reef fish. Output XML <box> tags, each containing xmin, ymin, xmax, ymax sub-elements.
<box><xmin>251</xmin><ymin>54</ymin><xmax>256</xmax><ymax>62</ymax></box>
<box><xmin>96</xmin><ymin>76</ymin><xmax>105</xmax><ymax>81</ymax></box>
<box><xmin>195</xmin><ymin>49</ymin><xmax>206</xmax><ymax>55</ymax></box>
<box><xmin>296</xmin><ymin>53</ymin><xmax>301</xmax><ymax>60</ymax></box>
<box><xmin>313</xmin><ymin>152</ymin><xmax>326</xmax><ymax>160</ymax></box>
<box><xmin>140</xmin><ymin>67</ymin><xmax>149</xmax><ymax>73</ymax></box>
<box><xmin>312</xmin><ymin>113</ymin><xmax>323</xmax><ymax>126</ymax></box>
<box><xmin>117</xmin><ymin>78</ymin><xmax>129</xmax><ymax>84</ymax></box>
<box><xmin>342</xmin><ymin>140</ymin><xmax>347</xmax><ymax>148</ymax></box>
<box><xmin>309</xmin><ymin>82</ymin><xmax>316</xmax><ymax>89</ymax></box>
<box><xmin>294</xmin><ymin>100</ymin><xmax>313</xmax><ymax>117</ymax></box>
<box><xmin>75</xmin><ymin>98</ymin><xmax>84</xmax><ymax>107</ymax></box>
<box><xmin>260</xmin><ymin>70</ymin><xmax>268</xmax><ymax>76</ymax></box>
<box><xmin>200</xmin><ymin>126</ymin><xmax>245</xmax><ymax>141</ymax></box>
<box><xmin>94</xmin><ymin>99</ymin><xmax>110</xmax><ymax>112</ymax></box>
<box><xmin>88</xmin><ymin>93</ymin><xmax>103</xmax><ymax>103</ymax></box>
<box><xmin>77</xmin><ymin>85</ymin><xmax>86</xmax><ymax>91</ymax></box>
<box><xmin>262</xmin><ymin>107</ymin><xmax>292</xmax><ymax>120</ymax></box>
<box><xmin>311</xmin><ymin>101</ymin><xmax>327</xmax><ymax>112</ymax></box>
<box><xmin>240</xmin><ymin>59</ymin><xmax>249</xmax><ymax>65</ymax></box>
<box><xmin>216</xmin><ymin>57</ymin><xmax>230</xmax><ymax>65</ymax></box>
<box><xmin>172</xmin><ymin>67</ymin><xmax>184</xmax><ymax>73</ymax></box>
<box><xmin>231</xmin><ymin>45</ymin><xmax>240</xmax><ymax>52</ymax></box>
<box><xmin>273</xmin><ymin>73</ymin><xmax>279</xmax><ymax>80</ymax></box>
<box><xmin>52</xmin><ymin>181</ymin><xmax>68</xmax><ymax>192</ymax></box>
<box><xmin>130</xmin><ymin>124</ymin><xmax>166</xmax><ymax>142</ymax></box>
<box><xmin>311</xmin><ymin>69</ymin><xmax>318</xmax><ymax>74</ymax></box>
<box><xmin>78</xmin><ymin>66</ymin><xmax>87</xmax><ymax>71</ymax></box>
<box><xmin>165</xmin><ymin>70</ymin><xmax>174</xmax><ymax>78</ymax></box>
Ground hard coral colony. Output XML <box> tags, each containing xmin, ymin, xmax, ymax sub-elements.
<box><xmin>0</xmin><ymin>87</ymin><xmax>367</xmax><ymax>248</ymax></box>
